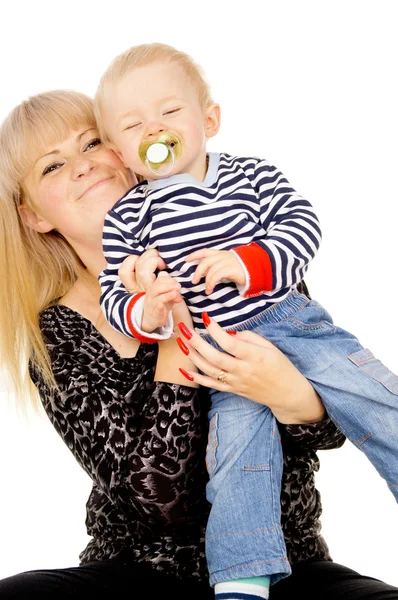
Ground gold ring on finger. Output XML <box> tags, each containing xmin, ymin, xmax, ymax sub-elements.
<box><xmin>216</xmin><ymin>370</ymin><xmax>227</xmax><ymax>384</ymax></box>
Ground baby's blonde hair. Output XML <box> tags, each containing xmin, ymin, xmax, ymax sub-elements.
<box><xmin>0</xmin><ymin>90</ymin><xmax>96</xmax><ymax>410</ymax></box>
<box><xmin>95</xmin><ymin>42</ymin><xmax>214</xmax><ymax>143</ymax></box>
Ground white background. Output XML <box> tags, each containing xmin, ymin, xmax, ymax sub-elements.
<box><xmin>0</xmin><ymin>0</ymin><xmax>397</xmax><ymax>588</ymax></box>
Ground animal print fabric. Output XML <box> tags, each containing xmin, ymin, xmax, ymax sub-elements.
<box><xmin>30</xmin><ymin>304</ymin><xmax>345</xmax><ymax>580</ymax></box>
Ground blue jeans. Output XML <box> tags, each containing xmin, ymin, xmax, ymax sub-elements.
<box><xmin>204</xmin><ymin>292</ymin><xmax>398</xmax><ymax>586</ymax></box>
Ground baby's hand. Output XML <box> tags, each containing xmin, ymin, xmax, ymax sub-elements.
<box><xmin>142</xmin><ymin>272</ymin><xmax>183</xmax><ymax>333</ymax></box>
<box><xmin>185</xmin><ymin>248</ymin><xmax>246</xmax><ymax>295</ymax></box>
<box><xmin>119</xmin><ymin>249</ymin><xmax>167</xmax><ymax>293</ymax></box>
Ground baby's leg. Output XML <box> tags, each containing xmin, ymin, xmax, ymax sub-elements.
<box><xmin>258</xmin><ymin>298</ymin><xmax>398</xmax><ymax>502</ymax></box>
<box><xmin>205</xmin><ymin>386</ymin><xmax>290</xmax><ymax>592</ymax></box>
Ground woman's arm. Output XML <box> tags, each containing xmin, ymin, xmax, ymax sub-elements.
<box><xmin>279</xmin><ymin>417</ymin><xmax>346</xmax><ymax>451</ymax></box>
<box><xmin>154</xmin><ymin>300</ymin><xmax>199</xmax><ymax>388</ymax></box>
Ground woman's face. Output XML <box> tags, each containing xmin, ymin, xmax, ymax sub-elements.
<box><xmin>22</xmin><ymin>126</ymin><xmax>135</xmax><ymax>248</ymax></box>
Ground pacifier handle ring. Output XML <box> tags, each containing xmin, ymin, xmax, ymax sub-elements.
<box><xmin>145</xmin><ymin>144</ymin><xmax>176</xmax><ymax>176</ymax></box>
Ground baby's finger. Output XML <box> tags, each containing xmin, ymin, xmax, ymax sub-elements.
<box><xmin>204</xmin><ymin>263</ymin><xmax>230</xmax><ymax>294</ymax></box>
<box><xmin>136</xmin><ymin>249</ymin><xmax>164</xmax><ymax>265</ymax></box>
<box><xmin>191</xmin><ymin>257</ymin><xmax>217</xmax><ymax>285</ymax></box>
<box><xmin>147</xmin><ymin>274</ymin><xmax>181</xmax><ymax>297</ymax></box>
<box><xmin>156</xmin><ymin>291</ymin><xmax>183</xmax><ymax>309</ymax></box>
<box><xmin>185</xmin><ymin>248</ymin><xmax>217</xmax><ymax>262</ymax></box>
<box><xmin>140</xmin><ymin>253</ymin><xmax>167</xmax><ymax>273</ymax></box>
<box><xmin>150</xmin><ymin>292</ymin><xmax>183</xmax><ymax>318</ymax></box>
<box><xmin>135</xmin><ymin>256</ymin><xmax>164</xmax><ymax>290</ymax></box>
<box><xmin>119</xmin><ymin>254</ymin><xmax>140</xmax><ymax>291</ymax></box>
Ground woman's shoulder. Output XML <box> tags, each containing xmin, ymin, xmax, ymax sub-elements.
<box><xmin>40</xmin><ymin>303</ymin><xmax>94</xmax><ymax>347</ymax></box>
<box><xmin>38</xmin><ymin>304</ymin><xmax>107</xmax><ymax>374</ymax></box>
<box><xmin>40</xmin><ymin>276</ymin><xmax>96</xmax><ymax>338</ymax></box>
<box><xmin>36</xmin><ymin>303</ymin><xmax>158</xmax><ymax>406</ymax></box>
<box><xmin>40</xmin><ymin>303</ymin><xmax>155</xmax><ymax>367</ymax></box>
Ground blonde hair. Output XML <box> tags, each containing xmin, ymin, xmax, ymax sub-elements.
<box><xmin>0</xmin><ymin>90</ymin><xmax>96</xmax><ymax>410</ymax></box>
<box><xmin>95</xmin><ymin>42</ymin><xmax>214</xmax><ymax>143</ymax></box>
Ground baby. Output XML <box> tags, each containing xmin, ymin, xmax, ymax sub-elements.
<box><xmin>95</xmin><ymin>43</ymin><xmax>398</xmax><ymax>600</ymax></box>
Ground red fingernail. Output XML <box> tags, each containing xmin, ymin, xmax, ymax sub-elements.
<box><xmin>176</xmin><ymin>337</ymin><xmax>190</xmax><ymax>356</ymax></box>
<box><xmin>202</xmin><ymin>312</ymin><xmax>211</xmax><ymax>327</ymax></box>
<box><xmin>179</xmin><ymin>368</ymin><xmax>194</xmax><ymax>381</ymax></box>
<box><xmin>177</xmin><ymin>321</ymin><xmax>193</xmax><ymax>340</ymax></box>
<box><xmin>226</xmin><ymin>330</ymin><xmax>237</xmax><ymax>335</ymax></box>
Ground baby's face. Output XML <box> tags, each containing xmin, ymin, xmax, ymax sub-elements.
<box><xmin>102</xmin><ymin>60</ymin><xmax>212</xmax><ymax>181</ymax></box>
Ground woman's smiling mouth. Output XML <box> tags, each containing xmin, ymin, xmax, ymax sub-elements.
<box><xmin>80</xmin><ymin>176</ymin><xmax>114</xmax><ymax>199</ymax></box>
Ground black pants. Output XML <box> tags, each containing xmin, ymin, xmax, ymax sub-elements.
<box><xmin>0</xmin><ymin>559</ymin><xmax>397</xmax><ymax>599</ymax></box>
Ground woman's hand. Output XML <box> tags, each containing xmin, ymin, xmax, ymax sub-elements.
<box><xmin>176</xmin><ymin>313</ymin><xmax>326</xmax><ymax>424</ymax></box>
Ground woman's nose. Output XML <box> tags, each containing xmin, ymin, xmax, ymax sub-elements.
<box><xmin>72</xmin><ymin>157</ymin><xmax>97</xmax><ymax>179</ymax></box>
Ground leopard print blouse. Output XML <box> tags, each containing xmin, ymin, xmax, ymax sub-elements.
<box><xmin>30</xmin><ymin>305</ymin><xmax>346</xmax><ymax>581</ymax></box>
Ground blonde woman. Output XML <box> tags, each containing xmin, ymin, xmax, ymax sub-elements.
<box><xmin>0</xmin><ymin>90</ymin><xmax>396</xmax><ymax>599</ymax></box>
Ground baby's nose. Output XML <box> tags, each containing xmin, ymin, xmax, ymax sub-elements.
<box><xmin>146</xmin><ymin>123</ymin><xmax>166</xmax><ymax>138</ymax></box>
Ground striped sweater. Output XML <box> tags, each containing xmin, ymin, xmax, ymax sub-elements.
<box><xmin>99</xmin><ymin>152</ymin><xmax>321</xmax><ymax>341</ymax></box>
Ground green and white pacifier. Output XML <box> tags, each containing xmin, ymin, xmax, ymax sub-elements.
<box><xmin>139</xmin><ymin>132</ymin><xmax>182</xmax><ymax>176</ymax></box>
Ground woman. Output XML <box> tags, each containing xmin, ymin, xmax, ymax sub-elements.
<box><xmin>0</xmin><ymin>90</ymin><xmax>396</xmax><ymax>599</ymax></box>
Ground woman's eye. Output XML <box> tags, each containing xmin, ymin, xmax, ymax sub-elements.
<box><xmin>42</xmin><ymin>162</ymin><xmax>63</xmax><ymax>176</ymax></box>
<box><xmin>84</xmin><ymin>137</ymin><xmax>102</xmax><ymax>151</ymax></box>
<box><xmin>164</xmin><ymin>108</ymin><xmax>181</xmax><ymax>115</ymax></box>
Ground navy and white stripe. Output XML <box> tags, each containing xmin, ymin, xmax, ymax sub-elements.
<box><xmin>99</xmin><ymin>152</ymin><xmax>321</xmax><ymax>336</ymax></box>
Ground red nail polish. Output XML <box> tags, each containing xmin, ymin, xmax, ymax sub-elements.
<box><xmin>226</xmin><ymin>330</ymin><xmax>237</xmax><ymax>335</ymax></box>
<box><xmin>202</xmin><ymin>312</ymin><xmax>211</xmax><ymax>327</ymax></box>
<box><xmin>176</xmin><ymin>337</ymin><xmax>190</xmax><ymax>356</ymax></box>
<box><xmin>177</xmin><ymin>321</ymin><xmax>193</xmax><ymax>340</ymax></box>
<box><xmin>179</xmin><ymin>368</ymin><xmax>194</xmax><ymax>381</ymax></box>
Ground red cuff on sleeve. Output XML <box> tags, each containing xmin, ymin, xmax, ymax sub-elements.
<box><xmin>232</xmin><ymin>242</ymin><xmax>273</xmax><ymax>296</ymax></box>
<box><xmin>125</xmin><ymin>292</ymin><xmax>159</xmax><ymax>344</ymax></box>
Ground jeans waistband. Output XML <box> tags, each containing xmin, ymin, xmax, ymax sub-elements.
<box><xmin>225</xmin><ymin>291</ymin><xmax>310</xmax><ymax>331</ymax></box>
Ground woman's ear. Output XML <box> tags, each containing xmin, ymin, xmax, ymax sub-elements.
<box><xmin>18</xmin><ymin>205</ymin><xmax>54</xmax><ymax>233</ymax></box>
<box><xmin>205</xmin><ymin>103</ymin><xmax>221</xmax><ymax>139</ymax></box>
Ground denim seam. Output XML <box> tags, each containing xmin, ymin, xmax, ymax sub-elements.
<box><xmin>355</xmin><ymin>433</ymin><xmax>373</xmax><ymax>446</ymax></box>
<box><xmin>243</xmin><ymin>465</ymin><xmax>270</xmax><ymax>471</ymax></box>
<box><xmin>211</xmin><ymin>556</ymin><xmax>289</xmax><ymax>574</ymax></box>
<box><xmin>350</xmin><ymin>356</ymin><xmax>375</xmax><ymax>366</ymax></box>
<box><xmin>348</xmin><ymin>352</ymin><xmax>398</xmax><ymax>395</ymax></box>
<box><xmin>285</xmin><ymin>318</ymin><xmax>334</xmax><ymax>330</ymax></box>
<box><xmin>269</xmin><ymin>428</ymin><xmax>285</xmax><ymax>557</ymax></box>
<box><xmin>206</xmin><ymin>413</ymin><xmax>219</xmax><ymax>477</ymax></box>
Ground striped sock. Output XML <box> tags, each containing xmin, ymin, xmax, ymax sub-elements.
<box><xmin>214</xmin><ymin>576</ymin><xmax>270</xmax><ymax>599</ymax></box>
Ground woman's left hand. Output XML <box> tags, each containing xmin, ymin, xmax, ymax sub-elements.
<box><xmin>176</xmin><ymin>314</ymin><xmax>326</xmax><ymax>424</ymax></box>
